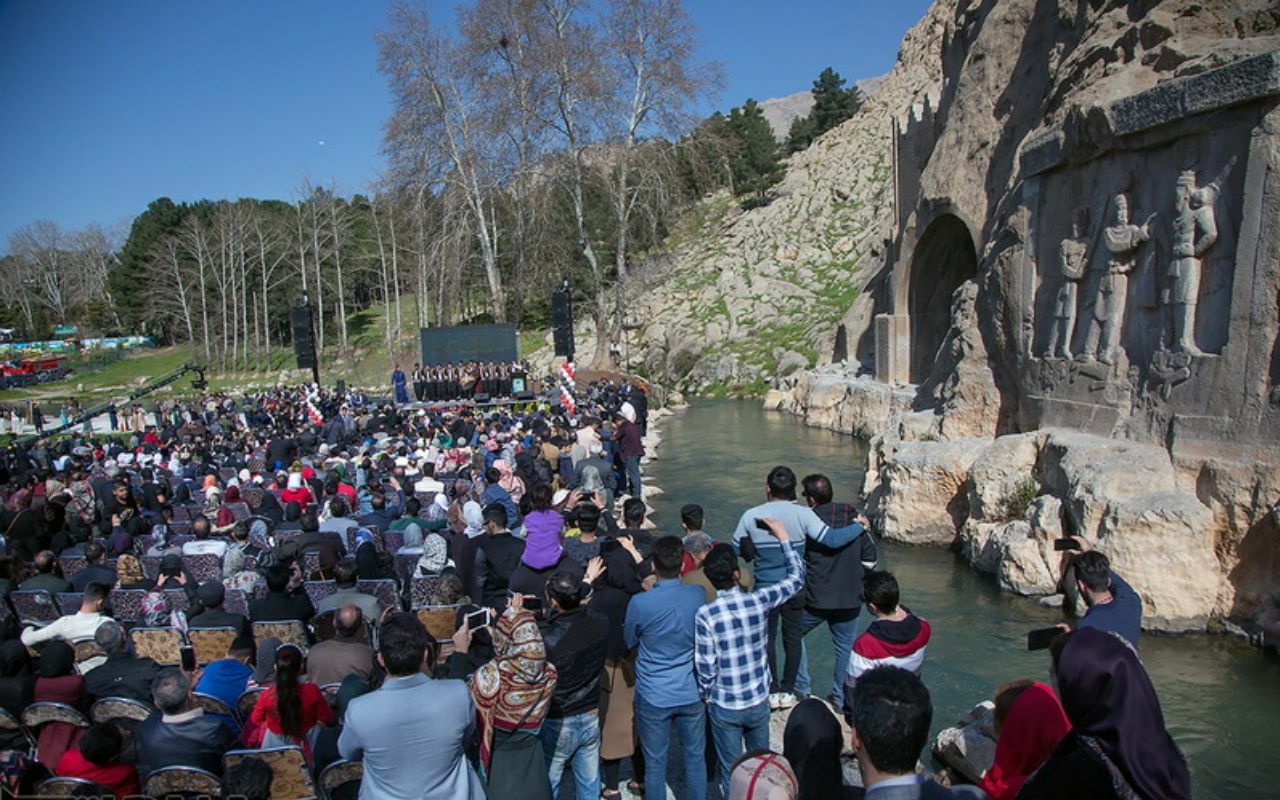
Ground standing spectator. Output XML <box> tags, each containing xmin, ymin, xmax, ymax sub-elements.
<box><xmin>732</xmin><ymin>466</ymin><xmax>867</xmax><ymax>708</ymax></box>
<box><xmin>1018</xmin><ymin>629</ymin><xmax>1190</xmax><ymax>800</ymax></box>
<box><xmin>624</xmin><ymin>536</ymin><xmax>707</xmax><ymax>800</ymax></box>
<box><xmin>842</xmin><ymin>571</ymin><xmax>931</xmax><ymax>722</ymax></box>
<box><xmin>339</xmin><ymin>612</ymin><xmax>485</xmax><ymax>799</ymax></box>
<box><xmin>594</xmin><ymin>535</ymin><xmax>647</xmax><ymax>799</ymax></box>
<box><xmin>979</xmin><ymin>681</ymin><xmax>1070</xmax><ymax>800</ymax></box>
<box><xmin>695</xmin><ymin>518</ymin><xmax>802</xmax><ymax>797</ymax></box>
<box><xmin>1071</xmin><ymin>549</ymin><xmax>1143</xmax><ymax>648</ymax></box>
<box><xmin>538</xmin><ymin>570</ymin><xmax>610</xmax><ymax>800</ymax></box>
<box><xmin>453</xmin><ymin>600</ymin><xmax>558</xmax><ymax>800</ymax></box>
<box><xmin>613</xmin><ymin>411</ymin><xmax>644</xmax><ymax>500</ymax></box>
<box><xmin>798</xmin><ymin>473</ymin><xmax>877</xmax><ymax>708</ymax></box>
<box><xmin>848</xmin><ymin>667</ymin><xmax>985</xmax><ymax>799</ymax></box>
<box><xmin>474</xmin><ymin>504</ymin><xmax>524</xmax><ymax>609</ymax></box>
<box><xmin>783</xmin><ymin>699</ymin><xmax>856</xmax><ymax>800</ymax></box>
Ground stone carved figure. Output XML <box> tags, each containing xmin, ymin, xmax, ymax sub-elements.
<box><xmin>1081</xmin><ymin>194</ymin><xmax>1152</xmax><ymax>365</ymax></box>
<box><xmin>1164</xmin><ymin>169</ymin><xmax>1219</xmax><ymax>355</ymax></box>
<box><xmin>1046</xmin><ymin>206</ymin><xmax>1090</xmax><ymax>358</ymax></box>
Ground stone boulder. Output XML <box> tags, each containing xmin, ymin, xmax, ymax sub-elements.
<box><xmin>932</xmin><ymin>701</ymin><xmax>997</xmax><ymax>785</ymax></box>
<box><xmin>877</xmin><ymin>438</ymin><xmax>987</xmax><ymax>545</ymax></box>
<box><xmin>957</xmin><ymin>518</ymin><xmax>1058</xmax><ymax>595</ymax></box>
<box><xmin>967</xmin><ymin>432</ymin><xmax>1046</xmax><ymax>522</ymax></box>
<box><xmin>777</xmin><ymin>371</ymin><xmax>916</xmax><ymax>439</ymax></box>
<box><xmin>1040</xmin><ymin>430</ymin><xmax>1222</xmax><ymax>631</ymax></box>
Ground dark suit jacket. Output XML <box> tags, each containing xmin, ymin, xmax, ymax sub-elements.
<box><xmin>19</xmin><ymin>572</ymin><xmax>72</xmax><ymax>594</ymax></box>
<box><xmin>70</xmin><ymin>563</ymin><xmax>117</xmax><ymax>592</ymax></box>
<box><xmin>249</xmin><ymin>590</ymin><xmax>315</xmax><ymax>624</ymax></box>
<box><xmin>188</xmin><ymin>608</ymin><xmax>252</xmax><ymax>638</ymax></box>
<box><xmin>85</xmin><ymin>653</ymin><xmax>161</xmax><ymax>704</ymax></box>
<box><xmin>135</xmin><ymin>710</ymin><xmax>239</xmax><ymax>779</ymax></box>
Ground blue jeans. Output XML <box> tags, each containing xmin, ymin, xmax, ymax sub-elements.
<box><xmin>634</xmin><ymin>694</ymin><xmax>706</xmax><ymax>800</ymax></box>
<box><xmin>539</xmin><ymin>711</ymin><xmax>600</xmax><ymax>800</ymax></box>
<box><xmin>707</xmin><ymin>701</ymin><xmax>770</xmax><ymax>797</ymax></box>
<box><xmin>799</xmin><ymin>607</ymin><xmax>859</xmax><ymax>706</ymax></box>
<box><xmin>624</xmin><ymin>455</ymin><xmax>642</xmax><ymax>499</ymax></box>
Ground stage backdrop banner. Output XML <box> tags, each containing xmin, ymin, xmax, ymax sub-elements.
<box><xmin>420</xmin><ymin>324</ymin><xmax>518</xmax><ymax>365</ymax></box>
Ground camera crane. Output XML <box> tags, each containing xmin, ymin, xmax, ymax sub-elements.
<box><xmin>16</xmin><ymin>361</ymin><xmax>208</xmax><ymax>446</ymax></box>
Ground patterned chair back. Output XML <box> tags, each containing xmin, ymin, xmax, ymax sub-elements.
<box><xmin>128</xmin><ymin>627</ymin><xmax>185</xmax><ymax>665</ymax></box>
<box><xmin>224</xmin><ymin>746</ymin><xmax>317</xmax><ymax>800</ymax></box>
<box><xmin>382</xmin><ymin>529</ymin><xmax>406</xmax><ymax>553</ymax></box>
<box><xmin>109</xmin><ymin>588</ymin><xmax>147</xmax><ymax>625</ymax></box>
<box><xmin>55</xmin><ymin>593</ymin><xmax>83</xmax><ymax>616</ymax></box>
<box><xmin>409</xmin><ymin>576</ymin><xmax>444</xmax><ymax>608</ymax></box>
<box><xmin>300</xmin><ymin>549</ymin><xmax>324</xmax><ymax>579</ymax></box>
<box><xmin>302</xmin><ymin>580</ymin><xmax>337</xmax><ymax>608</ymax></box>
<box><xmin>252</xmin><ymin>620</ymin><xmax>308</xmax><ymax>650</ymax></box>
<box><xmin>415</xmin><ymin>604</ymin><xmax>464</xmax><ymax>643</ymax></box>
<box><xmin>356</xmin><ymin>579</ymin><xmax>399</xmax><ymax>612</ymax></box>
<box><xmin>182</xmin><ymin>553</ymin><xmax>223</xmax><ymax>584</ymax></box>
<box><xmin>36</xmin><ymin>777</ymin><xmax>110</xmax><ymax>797</ymax></box>
<box><xmin>90</xmin><ymin>697</ymin><xmax>155</xmax><ymax>725</ymax></box>
<box><xmin>192</xmin><ymin>692</ymin><xmax>237</xmax><ymax>721</ymax></box>
<box><xmin>71</xmin><ymin>638</ymin><xmax>105</xmax><ymax>666</ymax></box>
<box><xmin>226</xmin><ymin>502</ymin><xmax>252</xmax><ymax>522</ymax></box>
<box><xmin>188</xmin><ymin>627</ymin><xmax>239</xmax><ymax>665</ymax></box>
<box><xmin>143</xmin><ymin>765</ymin><xmax>222</xmax><ymax>799</ymax></box>
<box><xmin>318</xmin><ymin>759</ymin><xmax>363</xmax><ymax>800</ymax></box>
<box><xmin>162</xmin><ymin>588</ymin><xmax>192</xmax><ymax>613</ymax></box>
<box><xmin>10</xmin><ymin>590</ymin><xmax>58</xmax><ymax>625</ymax></box>
<box><xmin>235</xmin><ymin>687</ymin><xmax>266</xmax><ymax>723</ymax></box>
<box><xmin>0</xmin><ymin>706</ymin><xmax>36</xmax><ymax>751</ymax></box>
<box><xmin>22</xmin><ymin>702</ymin><xmax>90</xmax><ymax>731</ymax></box>
<box><xmin>57</xmin><ymin>555</ymin><xmax>88</xmax><ymax>579</ymax></box>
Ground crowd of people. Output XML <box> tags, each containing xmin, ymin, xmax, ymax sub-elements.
<box><xmin>0</xmin><ymin>371</ymin><xmax>1193</xmax><ymax>800</ymax></box>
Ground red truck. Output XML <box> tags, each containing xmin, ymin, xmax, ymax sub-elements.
<box><xmin>0</xmin><ymin>357</ymin><xmax>69</xmax><ymax>388</ymax></box>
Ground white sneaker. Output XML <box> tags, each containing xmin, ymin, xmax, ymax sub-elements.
<box><xmin>768</xmin><ymin>692</ymin><xmax>798</xmax><ymax>710</ymax></box>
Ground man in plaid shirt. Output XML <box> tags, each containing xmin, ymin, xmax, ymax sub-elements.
<box><xmin>694</xmin><ymin>518</ymin><xmax>804</xmax><ymax>797</ymax></box>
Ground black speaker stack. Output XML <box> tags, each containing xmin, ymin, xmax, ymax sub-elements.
<box><xmin>290</xmin><ymin>303</ymin><xmax>320</xmax><ymax>384</ymax></box>
<box><xmin>551</xmin><ymin>288</ymin><xmax>575</xmax><ymax>360</ymax></box>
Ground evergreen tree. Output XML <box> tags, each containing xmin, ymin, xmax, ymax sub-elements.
<box><xmin>728</xmin><ymin>99</ymin><xmax>783</xmax><ymax>203</ymax></box>
<box><xmin>785</xmin><ymin>67</ymin><xmax>864</xmax><ymax>154</ymax></box>
<box><xmin>109</xmin><ymin>197</ymin><xmax>186</xmax><ymax>334</ymax></box>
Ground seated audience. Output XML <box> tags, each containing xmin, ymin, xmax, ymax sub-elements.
<box><xmin>54</xmin><ymin>722</ymin><xmax>140</xmax><ymax>798</ymax></box>
<box><xmin>314</xmin><ymin>559</ymin><xmax>382</xmax><ymax>621</ymax></box>
<box><xmin>84</xmin><ymin>621</ymin><xmax>160</xmax><ymax>704</ymax></box>
<box><xmin>248</xmin><ymin>563</ymin><xmax>315</xmax><ymax>624</ymax></box>
<box><xmin>307</xmin><ymin>605</ymin><xmax>375</xmax><ymax>686</ymax></box>
<box><xmin>188</xmin><ymin>581</ymin><xmax>252</xmax><ymax>638</ymax></box>
<box><xmin>19</xmin><ymin>550</ymin><xmax>72</xmax><ymax>593</ymax></box>
<box><xmin>220</xmin><ymin>755</ymin><xmax>274</xmax><ymax>800</ymax></box>
<box><xmin>136</xmin><ymin>668</ymin><xmax>239</xmax><ymax>779</ymax></box>
<box><xmin>247</xmin><ymin>643</ymin><xmax>332</xmax><ymax>759</ymax></box>
<box><xmin>33</xmin><ymin>641</ymin><xmax>86</xmax><ymax>768</ymax></box>
<box><xmin>69</xmin><ymin>541</ymin><xmax>117</xmax><ymax>592</ymax></box>
<box><xmin>21</xmin><ymin>582</ymin><xmax>111</xmax><ymax>661</ymax></box>
<box><xmin>195</xmin><ymin>635</ymin><xmax>256</xmax><ymax>732</ymax></box>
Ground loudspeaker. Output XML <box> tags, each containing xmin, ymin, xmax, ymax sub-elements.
<box><xmin>551</xmin><ymin>290</ymin><xmax>574</xmax><ymax>358</ymax></box>
<box><xmin>474</xmin><ymin>393</ymin><xmax>491</xmax><ymax>403</ymax></box>
<box><xmin>515</xmin><ymin>391</ymin><xmax>535</xmax><ymax>401</ymax></box>
<box><xmin>290</xmin><ymin>306</ymin><xmax>316</xmax><ymax>369</ymax></box>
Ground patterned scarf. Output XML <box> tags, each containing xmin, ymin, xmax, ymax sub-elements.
<box><xmin>470</xmin><ymin>607</ymin><xmax>558</xmax><ymax>774</ymax></box>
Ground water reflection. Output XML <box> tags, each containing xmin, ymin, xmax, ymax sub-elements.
<box><xmin>645</xmin><ymin>399</ymin><xmax>1280</xmax><ymax>799</ymax></box>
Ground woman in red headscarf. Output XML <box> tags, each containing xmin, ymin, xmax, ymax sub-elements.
<box><xmin>979</xmin><ymin>681</ymin><xmax>1069</xmax><ymax>800</ymax></box>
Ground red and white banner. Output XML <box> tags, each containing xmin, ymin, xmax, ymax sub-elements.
<box><xmin>558</xmin><ymin>362</ymin><xmax>577</xmax><ymax>415</ymax></box>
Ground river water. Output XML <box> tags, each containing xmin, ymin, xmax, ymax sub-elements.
<box><xmin>643</xmin><ymin>399</ymin><xmax>1280</xmax><ymax>800</ymax></box>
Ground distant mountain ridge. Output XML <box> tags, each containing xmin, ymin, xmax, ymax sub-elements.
<box><xmin>758</xmin><ymin>74</ymin><xmax>886</xmax><ymax>140</ymax></box>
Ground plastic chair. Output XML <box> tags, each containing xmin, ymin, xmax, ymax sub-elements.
<box><xmin>128</xmin><ymin>626</ymin><xmax>185</xmax><ymax>665</ymax></box>
<box><xmin>90</xmin><ymin>696</ymin><xmax>155</xmax><ymax>725</ymax></box>
<box><xmin>318</xmin><ymin>759</ymin><xmax>364</xmax><ymax>800</ymax></box>
<box><xmin>188</xmin><ymin>626</ymin><xmax>239</xmax><ymax>665</ymax></box>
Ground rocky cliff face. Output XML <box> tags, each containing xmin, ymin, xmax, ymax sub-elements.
<box><xmin>765</xmin><ymin>0</ymin><xmax>1280</xmax><ymax>633</ymax></box>
<box><xmin>615</xmin><ymin>2</ymin><xmax>954</xmax><ymax>395</ymax></box>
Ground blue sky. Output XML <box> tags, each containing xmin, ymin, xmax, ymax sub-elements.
<box><xmin>0</xmin><ymin>0</ymin><xmax>932</xmax><ymax>250</ymax></box>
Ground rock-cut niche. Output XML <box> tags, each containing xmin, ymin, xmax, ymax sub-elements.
<box><xmin>908</xmin><ymin>214</ymin><xmax>977</xmax><ymax>383</ymax></box>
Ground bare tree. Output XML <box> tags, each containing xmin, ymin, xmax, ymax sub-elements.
<box><xmin>379</xmin><ymin>1</ymin><xmax>508</xmax><ymax>322</ymax></box>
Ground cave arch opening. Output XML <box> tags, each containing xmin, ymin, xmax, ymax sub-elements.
<box><xmin>907</xmin><ymin>214</ymin><xmax>978</xmax><ymax>383</ymax></box>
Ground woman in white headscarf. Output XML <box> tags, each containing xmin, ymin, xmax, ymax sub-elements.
<box><xmin>416</xmin><ymin>531</ymin><xmax>453</xmax><ymax>576</ymax></box>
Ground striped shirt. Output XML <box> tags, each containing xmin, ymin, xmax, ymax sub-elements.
<box><xmin>694</xmin><ymin>541</ymin><xmax>804</xmax><ymax>710</ymax></box>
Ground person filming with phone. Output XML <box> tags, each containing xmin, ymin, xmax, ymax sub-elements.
<box><xmin>1063</xmin><ymin>544</ymin><xmax>1143</xmax><ymax>648</ymax></box>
